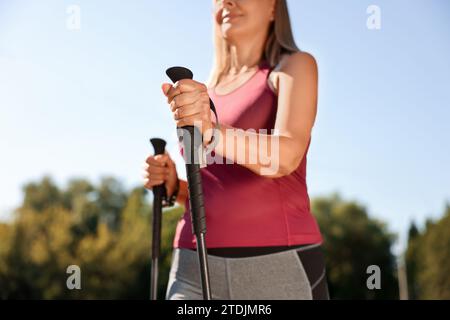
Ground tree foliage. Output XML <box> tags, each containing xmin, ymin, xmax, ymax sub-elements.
<box><xmin>0</xmin><ymin>176</ymin><xmax>181</xmax><ymax>299</ymax></box>
<box><xmin>1</xmin><ymin>178</ymin><xmax>447</xmax><ymax>299</ymax></box>
<box><xmin>311</xmin><ymin>193</ymin><xmax>398</xmax><ymax>299</ymax></box>
<box><xmin>406</xmin><ymin>204</ymin><xmax>450</xmax><ymax>299</ymax></box>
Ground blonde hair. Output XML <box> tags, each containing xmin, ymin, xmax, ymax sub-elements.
<box><xmin>207</xmin><ymin>0</ymin><xmax>300</xmax><ymax>88</ymax></box>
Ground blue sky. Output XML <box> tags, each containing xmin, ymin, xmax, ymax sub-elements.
<box><xmin>0</xmin><ymin>0</ymin><xmax>449</xmax><ymax>253</ymax></box>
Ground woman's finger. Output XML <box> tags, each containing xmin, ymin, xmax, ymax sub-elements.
<box><xmin>146</xmin><ymin>155</ymin><xmax>161</xmax><ymax>165</ymax></box>
<box><xmin>169</xmin><ymin>91</ymin><xmax>201</xmax><ymax>111</ymax></box>
<box><xmin>147</xmin><ymin>166</ymin><xmax>170</xmax><ymax>176</ymax></box>
<box><xmin>146</xmin><ymin>158</ymin><xmax>165</xmax><ymax>167</ymax></box>
<box><xmin>155</xmin><ymin>154</ymin><xmax>169</xmax><ymax>163</ymax></box>
<box><xmin>148</xmin><ymin>172</ymin><xmax>168</xmax><ymax>181</ymax></box>
<box><xmin>173</xmin><ymin>102</ymin><xmax>203</xmax><ymax>121</ymax></box>
<box><xmin>144</xmin><ymin>171</ymin><xmax>168</xmax><ymax>182</ymax></box>
<box><xmin>146</xmin><ymin>155</ymin><xmax>168</xmax><ymax>166</ymax></box>
<box><xmin>161</xmin><ymin>83</ymin><xmax>172</xmax><ymax>97</ymax></box>
<box><xmin>167</xmin><ymin>79</ymin><xmax>204</xmax><ymax>103</ymax></box>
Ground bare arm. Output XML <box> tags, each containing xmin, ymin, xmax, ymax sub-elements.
<box><xmin>210</xmin><ymin>52</ymin><xmax>319</xmax><ymax>178</ymax></box>
<box><xmin>175</xmin><ymin>179</ymin><xmax>189</xmax><ymax>206</ymax></box>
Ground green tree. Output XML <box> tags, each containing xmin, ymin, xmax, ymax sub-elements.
<box><xmin>312</xmin><ymin>193</ymin><xmax>398</xmax><ymax>299</ymax></box>
<box><xmin>22</xmin><ymin>176</ymin><xmax>62</xmax><ymax>211</ymax></box>
<box><xmin>0</xmin><ymin>222</ymin><xmax>13</xmax><ymax>299</ymax></box>
<box><xmin>405</xmin><ymin>221</ymin><xmax>420</xmax><ymax>299</ymax></box>
<box><xmin>406</xmin><ymin>203</ymin><xmax>450</xmax><ymax>299</ymax></box>
<box><xmin>3</xmin><ymin>206</ymin><xmax>75</xmax><ymax>299</ymax></box>
<box><xmin>4</xmin><ymin>177</ymin><xmax>426</xmax><ymax>300</ymax></box>
<box><xmin>0</xmin><ymin>176</ymin><xmax>183</xmax><ymax>299</ymax></box>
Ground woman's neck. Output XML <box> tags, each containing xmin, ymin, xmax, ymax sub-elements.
<box><xmin>228</xmin><ymin>32</ymin><xmax>267</xmax><ymax>73</ymax></box>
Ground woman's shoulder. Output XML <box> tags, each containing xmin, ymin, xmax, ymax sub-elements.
<box><xmin>268</xmin><ymin>51</ymin><xmax>318</xmax><ymax>95</ymax></box>
<box><xmin>272</xmin><ymin>51</ymin><xmax>318</xmax><ymax>77</ymax></box>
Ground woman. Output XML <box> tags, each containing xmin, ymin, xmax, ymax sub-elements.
<box><xmin>144</xmin><ymin>0</ymin><xmax>329</xmax><ymax>300</ymax></box>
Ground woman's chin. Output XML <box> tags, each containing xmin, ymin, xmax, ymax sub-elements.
<box><xmin>221</xmin><ymin>24</ymin><xmax>246</xmax><ymax>42</ymax></box>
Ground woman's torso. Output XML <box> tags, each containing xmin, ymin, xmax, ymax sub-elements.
<box><xmin>173</xmin><ymin>59</ymin><xmax>323</xmax><ymax>250</ymax></box>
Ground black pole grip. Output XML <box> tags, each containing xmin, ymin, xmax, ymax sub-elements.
<box><xmin>166</xmin><ymin>67</ymin><xmax>207</xmax><ymax>236</ymax></box>
<box><xmin>150</xmin><ymin>138</ymin><xmax>166</xmax><ymax>259</ymax></box>
<box><xmin>151</xmin><ymin>138</ymin><xmax>166</xmax><ymax>155</ymax></box>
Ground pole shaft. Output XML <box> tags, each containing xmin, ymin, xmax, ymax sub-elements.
<box><xmin>197</xmin><ymin>233</ymin><xmax>212</xmax><ymax>299</ymax></box>
<box><xmin>150</xmin><ymin>257</ymin><xmax>159</xmax><ymax>300</ymax></box>
<box><xmin>149</xmin><ymin>138</ymin><xmax>167</xmax><ymax>300</ymax></box>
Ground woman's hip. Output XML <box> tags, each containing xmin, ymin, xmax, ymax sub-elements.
<box><xmin>165</xmin><ymin>245</ymin><xmax>329</xmax><ymax>300</ymax></box>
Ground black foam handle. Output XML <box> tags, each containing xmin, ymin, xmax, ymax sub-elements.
<box><xmin>150</xmin><ymin>138</ymin><xmax>166</xmax><ymax>259</ymax></box>
<box><xmin>150</xmin><ymin>138</ymin><xmax>166</xmax><ymax>156</ymax></box>
<box><xmin>166</xmin><ymin>66</ymin><xmax>193</xmax><ymax>82</ymax></box>
<box><xmin>166</xmin><ymin>67</ymin><xmax>207</xmax><ymax>236</ymax></box>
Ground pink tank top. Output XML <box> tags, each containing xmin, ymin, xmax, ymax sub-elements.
<box><xmin>173</xmin><ymin>60</ymin><xmax>323</xmax><ymax>249</ymax></box>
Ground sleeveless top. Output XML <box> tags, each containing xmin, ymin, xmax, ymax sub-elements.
<box><xmin>173</xmin><ymin>60</ymin><xmax>323</xmax><ymax>249</ymax></box>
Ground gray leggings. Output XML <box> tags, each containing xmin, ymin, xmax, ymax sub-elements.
<box><xmin>166</xmin><ymin>244</ymin><xmax>328</xmax><ymax>300</ymax></box>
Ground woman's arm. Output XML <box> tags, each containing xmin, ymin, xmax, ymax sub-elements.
<box><xmin>175</xmin><ymin>179</ymin><xmax>189</xmax><ymax>206</ymax></box>
<box><xmin>210</xmin><ymin>52</ymin><xmax>318</xmax><ymax>178</ymax></box>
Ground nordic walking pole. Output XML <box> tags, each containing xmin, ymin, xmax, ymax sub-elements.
<box><xmin>166</xmin><ymin>67</ymin><xmax>212</xmax><ymax>300</ymax></box>
<box><xmin>149</xmin><ymin>138</ymin><xmax>167</xmax><ymax>300</ymax></box>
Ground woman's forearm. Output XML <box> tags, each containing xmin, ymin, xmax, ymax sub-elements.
<box><xmin>174</xmin><ymin>122</ymin><xmax>305</xmax><ymax>206</ymax></box>
<box><xmin>175</xmin><ymin>179</ymin><xmax>189</xmax><ymax>206</ymax></box>
<box><xmin>210</xmin><ymin>123</ymin><xmax>304</xmax><ymax>178</ymax></box>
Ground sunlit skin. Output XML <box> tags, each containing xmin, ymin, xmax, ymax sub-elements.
<box><xmin>144</xmin><ymin>0</ymin><xmax>318</xmax><ymax>206</ymax></box>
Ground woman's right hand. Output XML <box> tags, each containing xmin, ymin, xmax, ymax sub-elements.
<box><xmin>143</xmin><ymin>151</ymin><xmax>179</xmax><ymax>197</ymax></box>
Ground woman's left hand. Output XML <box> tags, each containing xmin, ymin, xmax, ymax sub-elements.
<box><xmin>162</xmin><ymin>80</ymin><xmax>215</xmax><ymax>147</ymax></box>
